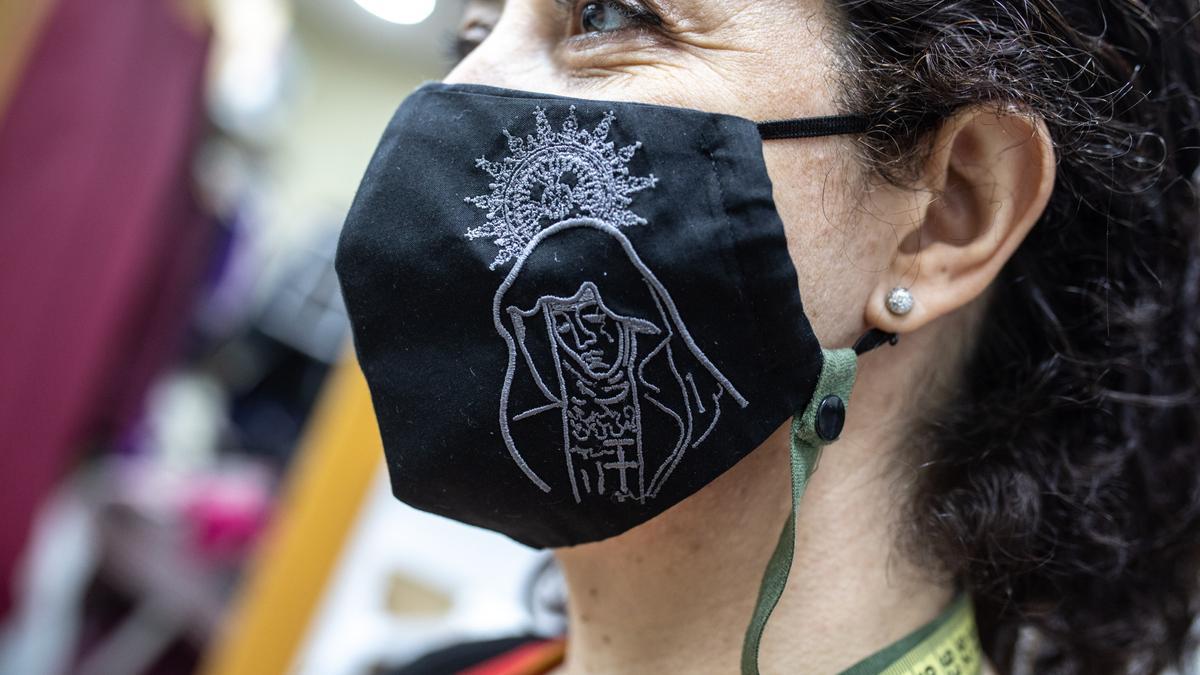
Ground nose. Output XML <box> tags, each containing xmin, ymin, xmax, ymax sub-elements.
<box><xmin>442</xmin><ymin>1</ymin><xmax>565</xmax><ymax>94</ymax></box>
<box><xmin>573</xmin><ymin>318</ymin><xmax>598</xmax><ymax>349</ymax></box>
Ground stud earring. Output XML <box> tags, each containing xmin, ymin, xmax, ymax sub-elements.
<box><xmin>885</xmin><ymin>287</ymin><xmax>914</xmax><ymax>316</ymax></box>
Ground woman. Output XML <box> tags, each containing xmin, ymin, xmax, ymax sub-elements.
<box><xmin>379</xmin><ymin>0</ymin><xmax>1200</xmax><ymax>672</ymax></box>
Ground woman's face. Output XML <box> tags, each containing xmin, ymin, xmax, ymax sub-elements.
<box><xmin>447</xmin><ymin>0</ymin><xmax>887</xmax><ymax>347</ymax></box>
<box><xmin>551</xmin><ymin>298</ymin><xmax>623</xmax><ymax>376</ymax></box>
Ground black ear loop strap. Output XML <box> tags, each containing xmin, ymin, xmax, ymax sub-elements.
<box><xmin>853</xmin><ymin>328</ymin><xmax>899</xmax><ymax>355</ymax></box>
<box><xmin>757</xmin><ymin>114</ymin><xmax>871</xmax><ymax>140</ymax></box>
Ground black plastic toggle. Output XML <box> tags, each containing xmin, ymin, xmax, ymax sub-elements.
<box><xmin>852</xmin><ymin>328</ymin><xmax>899</xmax><ymax>356</ymax></box>
<box><xmin>815</xmin><ymin>394</ymin><xmax>846</xmax><ymax>442</ymax></box>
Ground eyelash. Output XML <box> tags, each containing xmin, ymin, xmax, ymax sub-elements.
<box><xmin>446</xmin><ymin>0</ymin><xmax>663</xmax><ymax>66</ymax></box>
<box><xmin>572</xmin><ymin>0</ymin><xmax>663</xmax><ymax>37</ymax></box>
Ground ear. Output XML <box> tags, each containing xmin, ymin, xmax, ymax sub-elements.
<box><xmin>864</xmin><ymin>109</ymin><xmax>1056</xmax><ymax>334</ymax></box>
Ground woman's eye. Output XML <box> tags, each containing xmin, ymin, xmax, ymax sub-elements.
<box><xmin>580</xmin><ymin>2</ymin><xmax>625</xmax><ymax>33</ymax></box>
<box><xmin>577</xmin><ymin>1</ymin><xmax>656</xmax><ymax>35</ymax></box>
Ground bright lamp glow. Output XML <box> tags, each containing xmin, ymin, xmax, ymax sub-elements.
<box><xmin>353</xmin><ymin>0</ymin><xmax>436</xmax><ymax>25</ymax></box>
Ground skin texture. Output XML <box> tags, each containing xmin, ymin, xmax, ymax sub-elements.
<box><xmin>446</xmin><ymin>1</ymin><xmax>1055</xmax><ymax>672</ymax></box>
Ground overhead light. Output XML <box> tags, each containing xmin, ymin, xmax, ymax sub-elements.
<box><xmin>352</xmin><ymin>0</ymin><xmax>436</xmax><ymax>25</ymax></box>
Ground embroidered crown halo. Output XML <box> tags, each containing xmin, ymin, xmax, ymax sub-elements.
<box><xmin>464</xmin><ymin>105</ymin><xmax>658</xmax><ymax>269</ymax></box>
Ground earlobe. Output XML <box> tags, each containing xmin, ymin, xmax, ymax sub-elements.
<box><xmin>866</xmin><ymin>108</ymin><xmax>1056</xmax><ymax>335</ymax></box>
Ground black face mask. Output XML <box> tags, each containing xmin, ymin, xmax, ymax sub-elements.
<box><xmin>335</xmin><ymin>81</ymin><xmax>896</xmax><ymax>671</ymax></box>
<box><xmin>336</xmin><ymin>80</ymin><xmax>883</xmax><ymax>543</ymax></box>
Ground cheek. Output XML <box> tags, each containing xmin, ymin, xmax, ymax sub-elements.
<box><xmin>761</xmin><ymin>140</ymin><xmax>884</xmax><ymax>345</ymax></box>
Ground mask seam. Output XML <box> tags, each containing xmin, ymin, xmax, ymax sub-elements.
<box><xmin>701</xmin><ymin>122</ymin><xmax>767</xmax><ymax>381</ymax></box>
<box><xmin>427</xmin><ymin>82</ymin><xmax>767</xmax><ymax>134</ymax></box>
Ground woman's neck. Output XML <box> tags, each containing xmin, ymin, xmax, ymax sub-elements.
<box><xmin>549</xmin><ymin>417</ymin><xmax>954</xmax><ymax>674</ymax></box>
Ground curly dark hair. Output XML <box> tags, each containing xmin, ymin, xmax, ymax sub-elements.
<box><xmin>830</xmin><ymin>0</ymin><xmax>1200</xmax><ymax>672</ymax></box>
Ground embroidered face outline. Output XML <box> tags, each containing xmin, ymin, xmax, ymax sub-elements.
<box><xmin>490</xmin><ymin>220</ymin><xmax>748</xmax><ymax>504</ymax></box>
<box><xmin>545</xmin><ymin>282</ymin><xmax>659</xmax><ymax>378</ymax></box>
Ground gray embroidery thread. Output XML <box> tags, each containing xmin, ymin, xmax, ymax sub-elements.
<box><xmin>465</xmin><ymin>106</ymin><xmax>658</xmax><ymax>270</ymax></box>
<box><xmin>492</xmin><ymin>219</ymin><xmax>748</xmax><ymax>504</ymax></box>
<box><xmin>464</xmin><ymin>108</ymin><xmax>746</xmax><ymax>504</ymax></box>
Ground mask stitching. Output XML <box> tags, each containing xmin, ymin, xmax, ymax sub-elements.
<box><xmin>701</xmin><ymin>121</ymin><xmax>763</xmax><ymax>370</ymax></box>
<box><xmin>493</xmin><ymin>219</ymin><xmax>749</xmax><ymax>504</ymax></box>
<box><xmin>464</xmin><ymin>105</ymin><xmax>749</xmax><ymax>504</ymax></box>
<box><xmin>703</xmin><ymin>119</ymin><xmax>805</xmax><ymax>411</ymax></box>
<box><xmin>464</xmin><ymin>106</ymin><xmax>658</xmax><ymax>269</ymax></box>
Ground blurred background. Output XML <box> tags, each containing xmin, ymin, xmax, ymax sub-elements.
<box><xmin>0</xmin><ymin>1</ymin><xmax>562</xmax><ymax>673</ymax></box>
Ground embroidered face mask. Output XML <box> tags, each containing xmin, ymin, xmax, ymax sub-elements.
<box><xmin>335</xmin><ymin>82</ymin><xmax>891</xmax><ymax>552</ymax></box>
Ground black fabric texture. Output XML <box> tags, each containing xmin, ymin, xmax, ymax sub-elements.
<box><xmin>336</xmin><ymin>83</ymin><xmax>824</xmax><ymax>548</ymax></box>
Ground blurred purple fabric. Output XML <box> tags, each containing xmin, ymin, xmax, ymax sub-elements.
<box><xmin>0</xmin><ymin>0</ymin><xmax>213</xmax><ymax>616</ymax></box>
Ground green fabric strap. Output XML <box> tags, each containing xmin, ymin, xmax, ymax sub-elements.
<box><xmin>839</xmin><ymin>593</ymin><xmax>980</xmax><ymax>675</ymax></box>
<box><xmin>741</xmin><ymin>348</ymin><xmax>858</xmax><ymax>675</ymax></box>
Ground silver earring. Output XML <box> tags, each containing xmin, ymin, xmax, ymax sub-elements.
<box><xmin>885</xmin><ymin>287</ymin><xmax>914</xmax><ymax>316</ymax></box>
